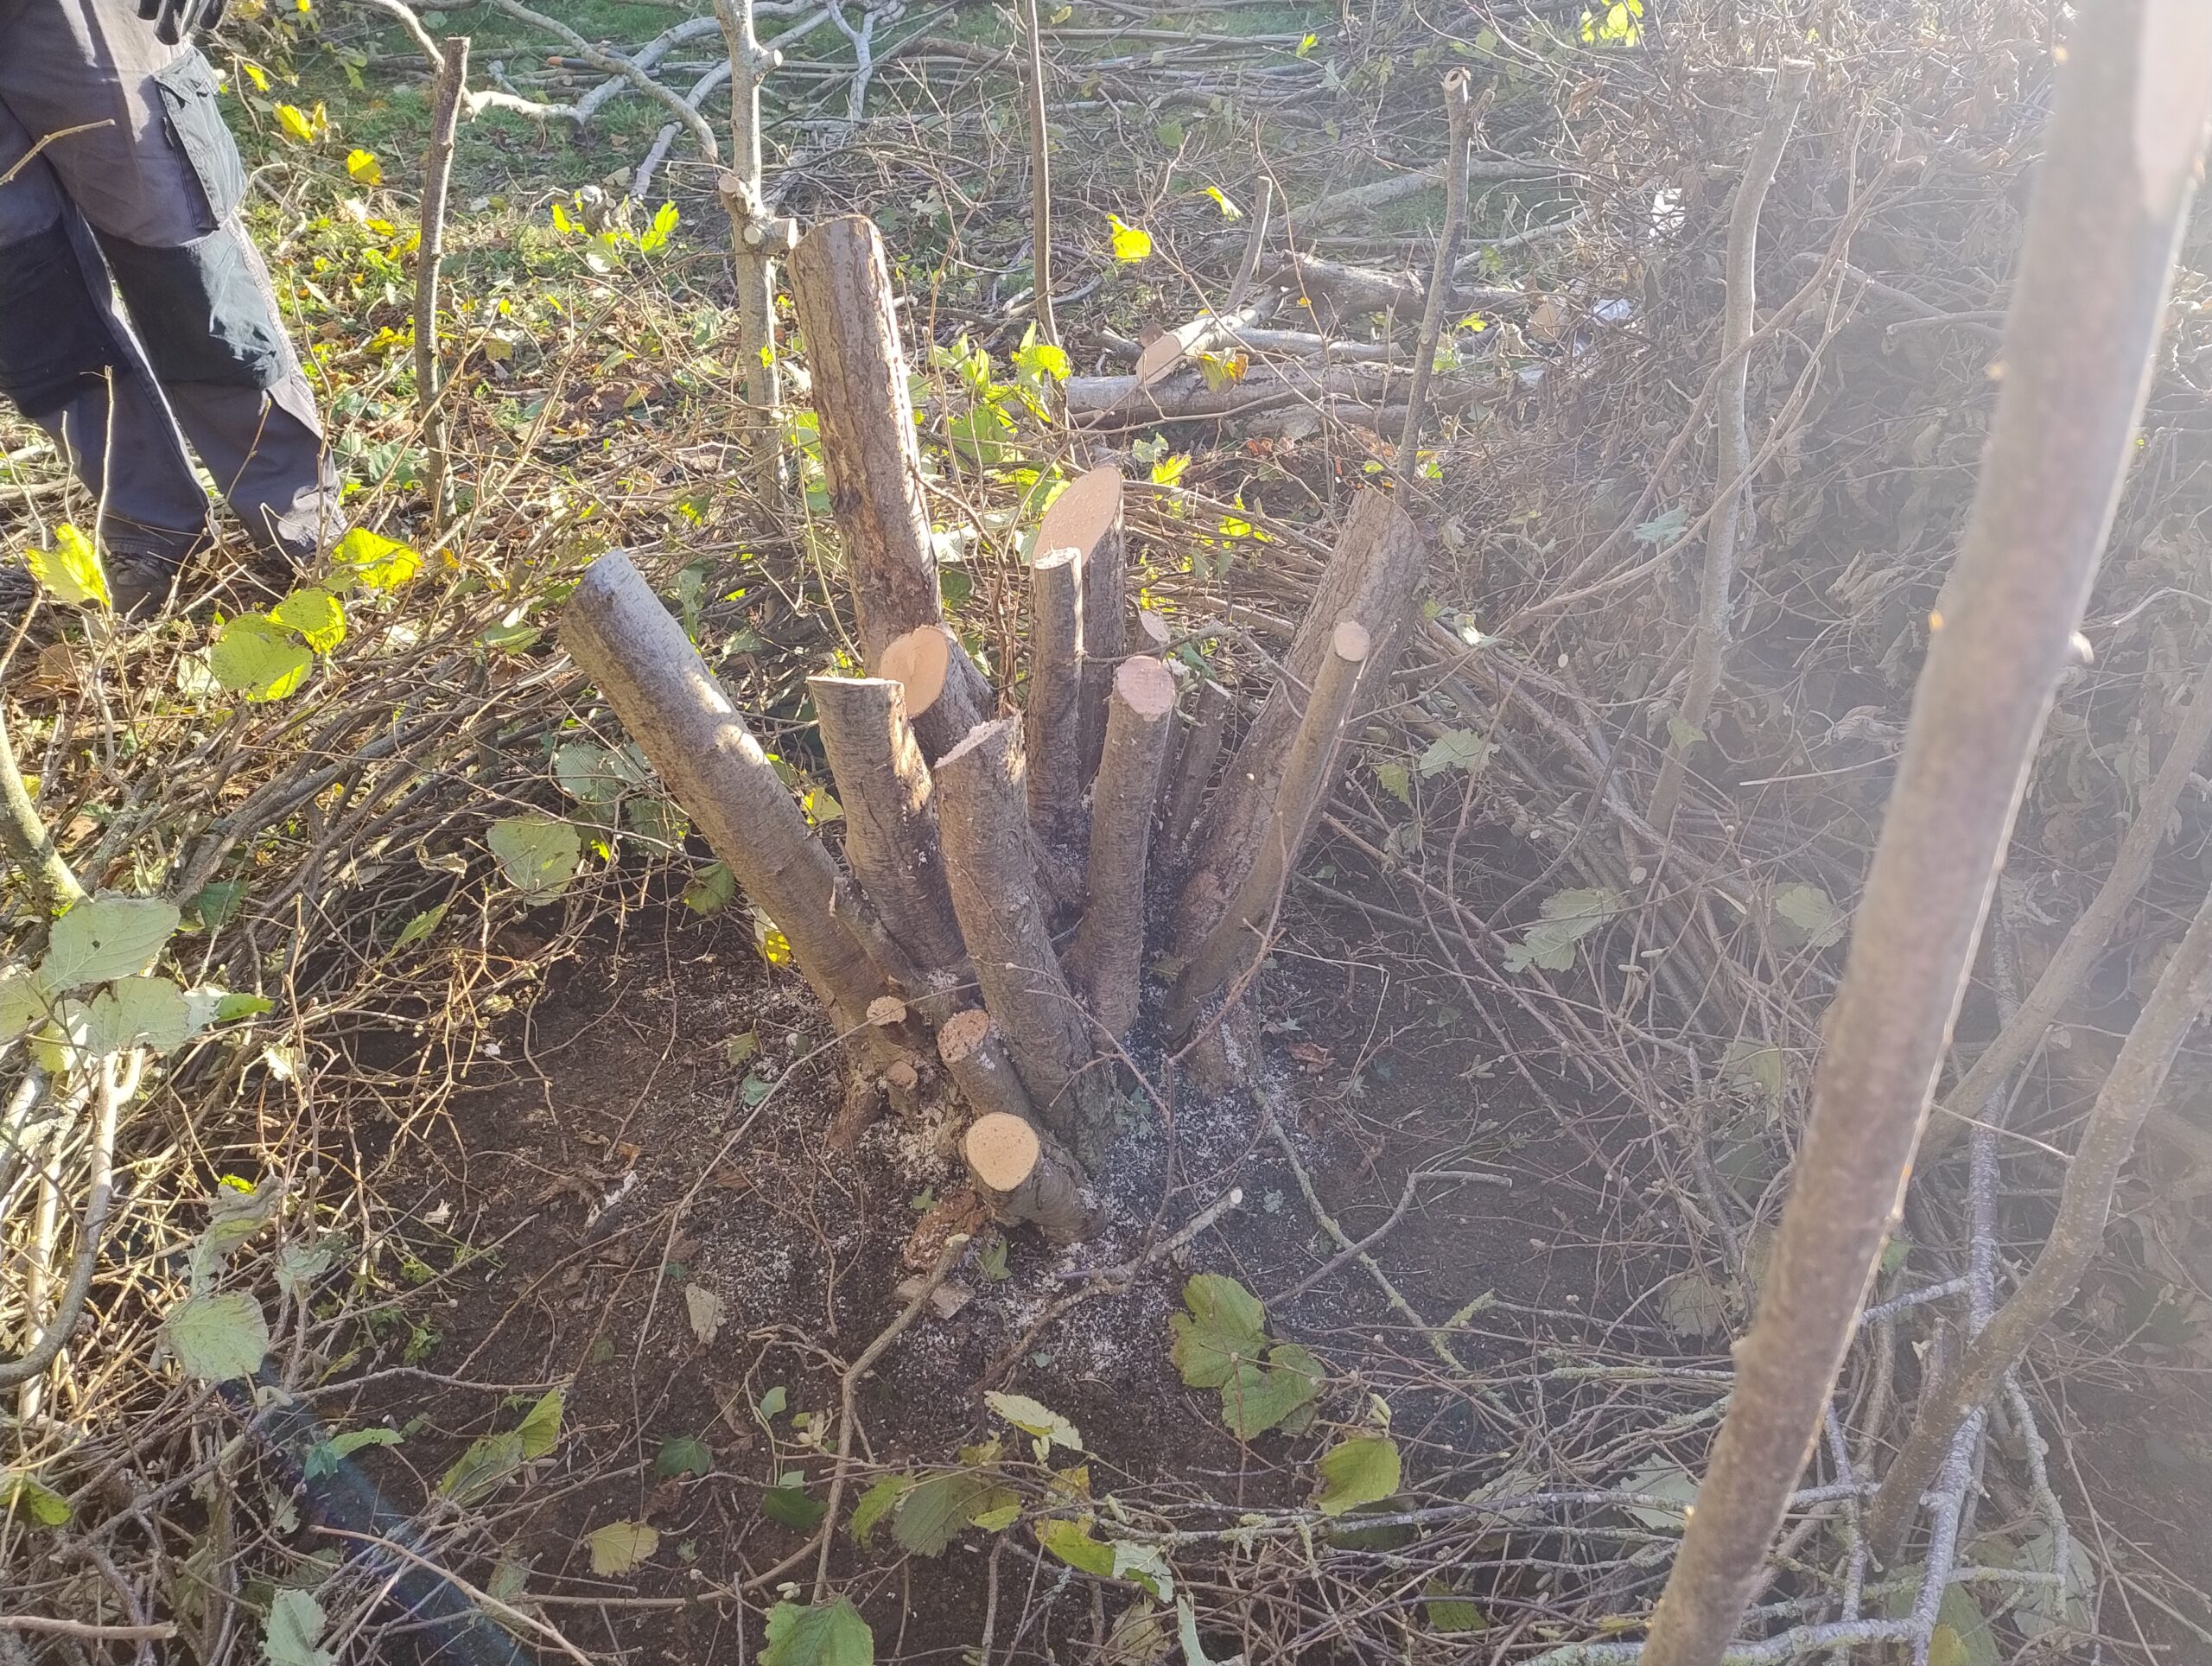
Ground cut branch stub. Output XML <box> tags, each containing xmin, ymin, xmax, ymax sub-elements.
<box><xmin>560</xmin><ymin>553</ymin><xmax>906</xmax><ymax>1067</ymax></box>
<box><xmin>808</xmin><ymin>676</ymin><xmax>968</xmax><ymax>1001</ymax></box>
<box><xmin>879</xmin><ymin>622</ymin><xmax>992</xmax><ymax>763</ymax></box>
<box><xmin>1035</xmin><ymin>466</ymin><xmax>1128</xmax><ymax>778</ymax></box>
<box><xmin>963</xmin><ymin>1111</ymin><xmax>1089</xmax><ymax>1242</ymax></box>
<box><xmin>1178</xmin><ymin>492</ymin><xmax>1422</xmax><ymax>957</ymax></box>
<box><xmin>933</xmin><ymin>717</ymin><xmax>1109</xmax><ymax>1149</ymax></box>
<box><xmin>788</xmin><ymin>213</ymin><xmax>944</xmax><ymax>664</ymax></box>
<box><xmin>937</xmin><ymin>1007</ymin><xmax>1038</xmax><ymax>1126</ymax></box>
<box><xmin>1167</xmin><ymin>620</ymin><xmax>1370</xmax><ymax>1039</ymax></box>
<box><xmin>1024</xmin><ymin>549</ymin><xmax>1089</xmax><ymax>855</ymax></box>
<box><xmin>1068</xmin><ymin>655</ymin><xmax>1179</xmax><ymax>1041</ymax></box>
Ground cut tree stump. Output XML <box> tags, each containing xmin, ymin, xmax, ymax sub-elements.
<box><xmin>789</xmin><ymin>214</ymin><xmax>947</xmax><ymax>665</ymax></box>
<box><xmin>1034</xmin><ymin>466</ymin><xmax>1128</xmax><ymax>778</ymax></box>
<box><xmin>1024</xmin><ymin>549</ymin><xmax>1089</xmax><ymax>854</ymax></box>
<box><xmin>879</xmin><ymin>622</ymin><xmax>993</xmax><ymax>763</ymax></box>
<box><xmin>562</xmin><ymin>554</ymin><xmax>909</xmax><ymax>1068</ymax></box>
<box><xmin>937</xmin><ymin>1008</ymin><xmax>1037</xmax><ymax>1126</ymax></box>
<box><xmin>1167</xmin><ymin>619</ymin><xmax>1371</xmax><ymax>1037</ymax></box>
<box><xmin>934</xmin><ymin>717</ymin><xmax>1109</xmax><ymax>1149</ymax></box>
<box><xmin>1177</xmin><ymin>492</ymin><xmax>1423</xmax><ymax>958</ymax></box>
<box><xmin>809</xmin><ymin>676</ymin><xmax>968</xmax><ymax>1004</ymax></box>
<box><xmin>1161</xmin><ymin>675</ymin><xmax>1233</xmax><ymax>868</ymax></box>
<box><xmin>964</xmin><ymin>1111</ymin><xmax>1089</xmax><ymax>1242</ymax></box>
<box><xmin>1068</xmin><ymin>656</ymin><xmax>1178</xmax><ymax>1041</ymax></box>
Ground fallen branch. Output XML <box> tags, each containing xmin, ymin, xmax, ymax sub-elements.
<box><xmin>482</xmin><ymin>0</ymin><xmax>721</xmax><ymax>158</ymax></box>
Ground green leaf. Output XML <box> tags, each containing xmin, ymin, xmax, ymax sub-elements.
<box><xmin>1423</xmin><ymin>1582</ymin><xmax>1487</xmax><ymax>1632</ymax></box>
<box><xmin>1929</xmin><ymin>1587</ymin><xmax>1998</xmax><ymax>1666</ymax></box>
<box><xmin>639</xmin><ymin>200</ymin><xmax>681</xmax><ymax>253</ymax></box>
<box><xmin>1204</xmin><ymin>185</ymin><xmax>1243</xmax><ymax>219</ymax></box>
<box><xmin>1722</xmin><ymin>1039</ymin><xmax>1788</xmax><ymax>1119</ymax></box>
<box><xmin>440</xmin><ymin>1430</ymin><xmax>524</xmax><ymax>1503</ymax></box>
<box><xmin>1314</xmin><ymin>1434</ymin><xmax>1401</xmax><ymax>1516</ymax></box>
<box><xmin>1013</xmin><ymin>325</ymin><xmax>1072</xmax><ymax>385</ymax></box>
<box><xmin>1772</xmin><ymin>882</ymin><xmax>1846</xmax><ymax>950</ymax></box>
<box><xmin>1418</xmin><ymin>728</ymin><xmax>1491</xmax><ymax>777</ymax></box>
<box><xmin>211</xmin><ymin>615</ymin><xmax>314</xmax><ymax>700</ymax></box>
<box><xmin>0</xmin><ymin>970</ymin><xmax>50</xmax><ymax>1043</ymax></box>
<box><xmin>1153</xmin><ymin>118</ymin><xmax>1186</xmax><ymax>149</ymax></box>
<box><xmin>1037</xmin><ymin>1517</ymin><xmax>1117</xmax><ymax>1578</ymax></box>
<box><xmin>487</xmin><ymin>815</ymin><xmax>582</xmax><ymax>902</ymax></box>
<box><xmin>849</xmin><ymin>1474</ymin><xmax>914</xmax><ymax>1546</ymax></box>
<box><xmin>1632</xmin><ymin>505</ymin><xmax>1688</xmax><ymax>545</ymax></box>
<box><xmin>0</xmin><ymin>1470</ymin><xmax>71</xmax><ymax>1528</ymax></box>
<box><xmin>1375</xmin><ymin>761</ymin><xmax>1413</xmax><ymax>807</ymax></box>
<box><xmin>1666</xmin><ymin>713</ymin><xmax>1705</xmax><ymax>751</ymax></box>
<box><xmin>1294</xmin><ymin>29</ymin><xmax>1318</xmax><ymax>54</ymax></box>
<box><xmin>188</xmin><ymin>879</ymin><xmax>250</xmax><ymax>928</ymax></box>
<box><xmin>1111</xmin><ymin>1541</ymin><xmax>1175</xmax><ymax>1602</ymax></box>
<box><xmin>553</xmin><ymin>741</ymin><xmax>639</xmax><ymax>805</ymax></box>
<box><xmin>762</xmin><ymin>1598</ymin><xmax>874</xmax><ymax>1666</ymax></box>
<box><xmin>1168</xmin><ymin>1274</ymin><xmax>1268</xmax><ymax>1389</ymax></box>
<box><xmin>25</xmin><ymin>524</ymin><xmax>110</xmax><ymax>608</ymax></box>
<box><xmin>304</xmin><ymin>1427</ymin><xmax>403</xmax><ymax>1479</ymax></box>
<box><xmin>1220</xmin><ymin>1343</ymin><xmax>1323</xmax><ymax>1439</ymax></box>
<box><xmin>264</xmin><ymin>1587</ymin><xmax>335</xmax><ymax>1666</ymax></box>
<box><xmin>41</xmin><ymin>894</ymin><xmax>180</xmax><ymax>989</ymax></box>
<box><xmin>1658</xmin><ymin>1272</ymin><xmax>1731</xmax><ymax>1339</ymax></box>
<box><xmin>1175</xmin><ymin>1596</ymin><xmax>1232</xmax><ymax>1666</ymax></box>
<box><xmin>165</xmin><ymin>1291</ymin><xmax>270</xmax><ymax>1382</ymax></box>
<box><xmin>480</xmin><ymin>620</ymin><xmax>543</xmax><ymax>654</ymax></box>
<box><xmin>1619</xmin><ymin>1463</ymin><xmax>1698</xmax><ymax>1530</ymax></box>
<box><xmin>1502</xmin><ymin>887</ymin><xmax>1622</xmax><ymax>976</ymax></box>
<box><xmin>2013</xmin><ymin>1527</ymin><xmax>2093</xmax><ymax>1639</ymax></box>
<box><xmin>83</xmin><ymin>975</ymin><xmax>194</xmax><ymax>1055</ymax></box>
<box><xmin>684</xmin><ymin>861</ymin><xmax>736</xmax><ymax>916</ymax></box>
<box><xmin>656</xmin><ymin>1435</ymin><xmax>713</xmax><ymax>1478</ymax></box>
<box><xmin>985</xmin><ymin>1391</ymin><xmax>1082</xmax><ymax>1454</ymax></box>
<box><xmin>394</xmin><ymin>904</ymin><xmax>448</xmax><ymax>948</ymax></box>
<box><xmin>332</xmin><ymin>526</ymin><xmax>422</xmax><ymax>591</ymax></box>
<box><xmin>270</xmin><ymin>587</ymin><xmax>347</xmax><ymax>653</ymax></box>
<box><xmin>758</xmin><ymin>1384</ymin><xmax>787</xmax><ymax>1419</ymax></box>
<box><xmin>1108</xmin><ymin>213</ymin><xmax>1152</xmax><ymax>263</ymax></box>
<box><xmin>587</xmin><ymin>1519</ymin><xmax>660</xmax><ymax>1575</ymax></box>
<box><xmin>764</xmin><ymin>1485</ymin><xmax>827</xmax><ymax>1531</ymax></box>
<box><xmin>892</xmin><ymin>1470</ymin><xmax>995</xmax><ymax>1555</ymax></box>
<box><xmin>517</xmin><ymin>1388</ymin><xmax>565</xmax><ymax>1459</ymax></box>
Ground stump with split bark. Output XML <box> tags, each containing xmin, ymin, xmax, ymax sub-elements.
<box><xmin>560</xmin><ymin>211</ymin><xmax>1427</xmax><ymax>1240</ymax></box>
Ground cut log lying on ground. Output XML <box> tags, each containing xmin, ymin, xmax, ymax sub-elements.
<box><xmin>879</xmin><ymin>622</ymin><xmax>992</xmax><ymax>762</ymax></box>
<box><xmin>937</xmin><ymin>1007</ymin><xmax>1037</xmax><ymax>1125</ymax></box>
<box><xmin>1166</xmin><ymin>620</ymin><xmax>1370</xmax><ymax>1038</ymax></box>
<box><xmin>808</xmin><ymin>675</ymin><xmax>967</xmax><ymax>1006</ymax></box>
<box><xmin>562</xmin><ymin>553</ymin><xmax>910</xmax><ymax>1070</ymax></box>
<box><xmin>1068</xmin><ymin>656</ymin><xmax>1179</xmax><ymax>1041</ymax></box>
<box><xmin>1066</xmin><ymin>360</ymin><xmax>1485</xmax><ymax>424</ymax></box>
<box><xmin>1134</xmin><ymin>295</ymin><xmax>1280</xmax><ymax>389</ymax></box>
<box><xmin>1264</xmin><ymin>251</ymin><xmax>1522</xmax><ymax>317</ymax></box>
<box><xmin>1287</xmin><ymin>156</ymin><xmax>1564</xmax><ymax>233</ymax></box>
<box><xmin>1033</xmin><ymin>465</ymin><xmax>1128</xmax><ymax>774</ymax></box>
<box><xmin>1023</xmin><ymin>550</ymin><xmax>1089</xmax><ymax>855</ymax></box>
<box><xmin>963</xmin><ymin>1111</ymin><xmax>1089</xmax><ymax>1242</ymax></box>
<box><xmin>934</xmin><ymin>717</ymin><xmax>1109</xmax><ymax>1151</ymax></box>
<box><xmin>1177</xmin><ymin>493</ymin><xmax>1425</xmax><ymax>957</ymax></box>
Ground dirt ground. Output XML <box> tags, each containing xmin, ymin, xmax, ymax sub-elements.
<box><xmin>330</xmin><ymin>881</ymin><xmax>1700</xmax><ymax>1662</ymax></box>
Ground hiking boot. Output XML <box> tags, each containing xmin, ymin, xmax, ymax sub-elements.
<box><xmin>107</xmin><ymin>550</ymin><xmax>184</xmax><ymax>620</ymax></box>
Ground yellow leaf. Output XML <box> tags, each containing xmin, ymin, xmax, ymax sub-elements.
<box><xmin>346</xmin><ymin>149</ymin><xmax>383</xmax><ymax>186</ymax></box>
<box><xmin>241</xmin><ymin>60</ymin><xmax>272</xmax><ymax>92</ymax></box>
<box><xmin>1204</xmin><ymin>186</ymin><xmax>1243</xmax><ymax>219</ymax></box>
<box><xmin>1149</xmin><ymin>452</ymin><xmax>1190</xmax><ymax>486</ymax></box>
<box><xmin>24</xmin><ymin>525</ymin><xmax>110</xmax><ymax>609</ymax></box>
<box><xmin>1108</xmin><ymin>213</ymin><xmax>1152</xmax><ymax>264</ymax></box>
<box><xmin>274</xmin><ymin>102</ymin><xmax>320</xmax><ymax>143</ymax></box>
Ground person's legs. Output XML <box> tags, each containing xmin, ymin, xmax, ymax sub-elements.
<box><xmin>0</xmin><ymin>96</ymin><xmax>212</xmax><ymax>575</ymax></box>
<box><xmin>0</xmin><ymin>0</ymin><xmax>341</xmax><ymax>569</ymax></box>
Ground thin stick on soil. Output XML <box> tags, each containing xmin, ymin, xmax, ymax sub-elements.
<box><xmin>814</xmin><ymin>1231</ymin><xmax>971</xmax><ymax>1599</ymax></box>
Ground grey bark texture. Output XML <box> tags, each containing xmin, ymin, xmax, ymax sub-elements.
<box><xmin>937</xmin><ymin>1007</ymin><xmax>1038</xmax><ymax>1126</ymax></box>
<box><xmin>1023</xmin><ymin>549</ymin><xmax>1088</xmax><ymax>853</ymax></box>
<box><xmin>963</xmin><ymin>1111</ymin><xmax>1089</xmax><ymax>1242</ymax></box>
<box><xmin>1161</xmin><ymin>675</ymin><xmax>1233</xmax><ymax>868</ymax></box>
<box><xmin>1068</xmin><ymin>656</ymin><xmax>1178</xmax><ymax>1041</ymax></box>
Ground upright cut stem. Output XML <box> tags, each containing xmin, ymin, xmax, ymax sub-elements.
<box><xmin>414</xmin><ymin>35</ymin><xmax>470</xmax><ymax>530</ymax></box>
<box><xmin>1020</xmin><ymin>0</ymin><xmax>1057</xmax><ymax>356</ymax></box>
<box><xmin>0</xmin><ymin>700</ymin><xmax>81</xmax><ymax>911</ymax></box>
<box><xmin>1395</xmin><ymin>72</ymin><xmax>1477</xmax><ymax>482</ymax></box>
<box><xmin>715</xmin><ymin>0</ymin><xmax>792</xmax><ymax>502</ymax></box>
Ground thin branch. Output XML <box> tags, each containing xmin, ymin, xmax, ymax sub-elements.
<box><xmin>481</xmin><ymin>0</ymin><xmax>720</xmax><ymax>159</ymax></box>
<box><xmin>1395</xmin><ymin>72</ymin><xmax>1478</xmax><ymax>481</ymax></box>
<box><xmin>0</xmin><ymin>699</ymin><xmax>82</xmax><ymax>909</ymax></box>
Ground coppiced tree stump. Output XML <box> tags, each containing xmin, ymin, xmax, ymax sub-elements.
<box><xmin>560</xmin><ymin>210</ymin><xmax>1427</xmax><ymax>1243</ymax></box>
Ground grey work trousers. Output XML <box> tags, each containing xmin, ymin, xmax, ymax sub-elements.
<box><xmin>0</xmin><ymin>0</ymin><xmax>340</xmax><ymax>569</ymax></box>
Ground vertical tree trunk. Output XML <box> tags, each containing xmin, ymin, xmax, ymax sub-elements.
<box><xmin>1068</xmin><ymin>656</ymin><xmax>1178</xmax><ymax>1040</ymax></box>
<box><xmin>1161</xmin><ymin>675</ymin><xmax>1233</xmax><ymax>868</ymax></box>
<box><xmin>561</xmin><ymin>554</ymin><xmax>909</xmax><ymax>1070</ymax></box>
<box><xmin>1637</xmin><ymin>10</ymin><xmax>2212</xmax><ymax>1661</ymax></box>
<box><xmin>808</xmin><ymin>676</ymin><xmax>968</xmax><ymax>1000</ymax></box>
<box><xmin>1166</xmin><ymin>621</ymin><xmax>1370</xmax><ymax>1038</ymax></box>
<box><xmin>713</xmin><ymin>0</ymin><xmax>793</xmax><ymax>502</ymax></box>
<box><xmin>879</xmin><ymin>622</ymin><xmax>995</xmax><ymax>764</ymax></box>
<box><xmin>1023</xmin><ymin>550</ymin><xmax>1088</xmax><ymax>853</ymax></box>
<box><xmin>1019</xmin><ymin>0</ymin><xmax>1057</xmax><ymax>358</ymax></box>
<box><xmin>789</xmin><ymin>215</ymin><xmax>945</xmax><ymax>664</ymax></box>
<box><xmin>414</xmin><ymin>35</ymin><xmax>469</xmax><ymax>530</ymax></box>
<box><xmin>1033</xmin><ymin>466</ymin><xmax>1128</xmax><ymax>779</ymax></box>
<box><xmin>933</xmin><ymin>719</ymin><xmax>1107</xmax><ymax>1149</ymax></box>
<box><xmin>1176</xmin><ymin>493</ymin><xmax>1422</xmax><ymax>957</ymax></box>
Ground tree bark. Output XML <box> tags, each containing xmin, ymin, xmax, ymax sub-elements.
<box><xmin>1394</xmin><ymin>70</ymin><xmax>1476</xmax><ymax>481</ymax></box>
<box><xmin>963</xmin><ymin>1111</ymin><xmax>1089</xmax><ymax>1242</ymax></box>
<box><xmin>1923</xmin><ymin>643</ymin><xmax>2212</xmax><ymax>1157</ymax></box>
<box><xmin>789</xmin><ymin>214</ymin><xmax>945</xmax><ymax>664</ymax></box>
<box><xmin>1031</xmin><ymin>466</ymin><xmax>1128</xmax><ymax>780</ymax></box>
<box><xmin>1177</xmin><ymin>492</ymin><xmax>1422</xmax><ymax>957</ymax></box>
<box><xmin>878</xmin><ymin>622</ymin><xmax>993</xmax><ymax>764</ymax></box>
<box><xmin>713</xmin><ymin>0</ymin><xmax>795</xmax><ymax>502</ymax></box>
<box><xmin>933</xmin><ymin>718</ymin><xmax>1107</xmax><ymax>1149</ymax></box>
<box><xmin>1646</xmin><ymin>57</ymin><xmax>1812</xmax><ymax>830</ymax></box>
<box><xmin>937</xmin><ymin>1008</ymin><xmax>1037</xmax><ymax>1126</ymax></box>
<box><xmin>1637</xmin><ymin>10</ymin><xmax>2212</xmax><ymax>1661</ymax></box>
<box><xmin>1161</xmin><ymin>675</ymin><xmax>1233</xmax><ymax>869</ymax></box>
<box><xmin>1166</xmin><ymin>621</ymin><xmax>1369</xmax><ymax>1038</ymax></box>
<box><xmin>414</xmin><ymin>35</ymin><xmax>469</xmax><ymax>530</ymax></box>
<box><xmin>808</xmin><ymin>676</ymin><xmax>968</xmax><ymax>999</ymax></box>
<box><xmin>1068</xmin><ymin>656</ymin><xmax>1178</xmax><ymax>1041</ymax></box>
<box><xmin>562</xmin><ymin>555</ymin><xmax>911</xmax><ymax>1068</ymax></box>
<box><xmin>1866</xmin><ymin>881</ymin><xmax>2212</xmax><ymax>1561</ymax></box>
<box><xmin>1023</xmin><ymin>549</ymin><xmax>1088</xmax><ymax>852</ymax></box>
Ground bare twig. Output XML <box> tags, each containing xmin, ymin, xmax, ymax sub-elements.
<box><xmin>1395</xmin><ymin>72</ymin><xmax>1478</xmax><ymax>481</ymax></box>
<box><xmin>415</xmin><ymin>35</ymin><xmax>470</xmax><ymax>530</ymax></box>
